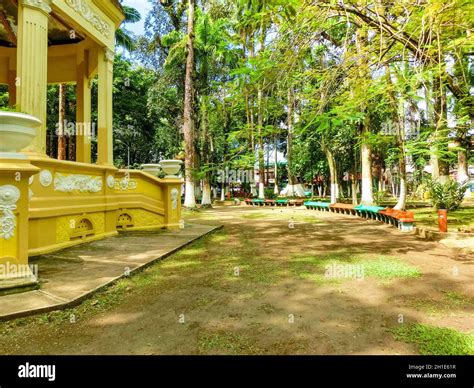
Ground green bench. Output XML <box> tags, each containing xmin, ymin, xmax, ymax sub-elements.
<box><xmin>304</xmin><ymin>201</ymin><xmax>331</xmax><ymax>211</ymax></box>
<box><xmin>355</xmin><ymin>205</ymin><xmax>386</xmax><ymax>220</ymax></box>
<box><xmin>275</xmin><ymin>199</ymin><xmax>289</xmax><ymax>206</ymax></box>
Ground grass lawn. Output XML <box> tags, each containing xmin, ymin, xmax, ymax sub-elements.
<box><xmin>0</xmin><ymin>206</ymin><xmax>472</xmax><ymax>355</ymax></box>
<box><xmin>412</xmin><ymin>205</ymin><xmax>474</xmax><ymax>232</ymax></box>
<box><xmin>391</xmin><ymin>324</ymin><xmax>474</xmax><ymax>355</ymax></box>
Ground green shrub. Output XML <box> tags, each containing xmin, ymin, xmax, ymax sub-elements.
<box><xmin>264</xmin><ymin>187</ymin><xmax>277</xmax><ymax>199</ymax></box>
<box><xmin>374</xmin><ymin>190</ymin><xmax>387</xmax><ymax>206</ymax></box>
<box><xmin>425</xmin><ymin>179</ymin><xmax>468</xmax><ymax>211</ymax></box>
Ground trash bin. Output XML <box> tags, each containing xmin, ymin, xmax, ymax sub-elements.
<box><xmin>438</xmin><ymin>209</ymin><xmax>448</xmax><ymax>233</ymax></box>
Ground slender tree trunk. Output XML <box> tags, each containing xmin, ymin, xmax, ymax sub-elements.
<box><xmin>351</xmin><ymin>145</ymin><xmax>358</xmax><ymax>204</ymax></box>
<box><xmin>245</xmin><ymin>88</ymin><xmax>253</xmax><ymax>151</ymax></box>
<box><xmin>256</xmin><ymin>25</ymin><xmax>266</xmax><ymax>199</ymax></box>
<box><xmin>257</xmin><ymin>88</ymin><xmax>265</xmax><ymax>199</ymax></box>
<box><xmin>356</xmin><ymin>29</ymin><xmax>374</xmax><ymax>205</ymax></box>
<box><xmin>351</xmin><ymin>177</ymin><xmax>358</xmax><ymax>205</ymax></box>
<box><xmin>200</xmin><ymin>95</ymin><xmax>212</xmax><ymax>208</ymax></box>
<box><xmin>202</xmin><ymin>178</ymin><xmax>212</xmax><ymax>207</ymax></box>
<box><xmin>274</xmin><ymin>135</ymin><xmax>279</xmax><ymax>194</ymax></box>
<box><xmin>323</xmin><ymin>143</ymin><xmax>339</xmax><ymax>204</ymax></box>
<box><xmin>220</xmin><ymin>178</ymin><xmax>225</xmax><ymax>201</ymax></box>
<box><xmin>456</xmin><ymin>139</ymin><xmax>470</xmax><ymax>198</ymax></box>
<box><xmin>385</xmin><ymin>63</ymin><xmax>407</xmax><ymax>210</ymax></box>
<box><xmin>183</xmin><ymin>0</ymin><xmax>196</xmax><ymax>208</ymax></box>
<box><xmin>394</xmin><ymin>144</ymin><xmax>408</xmax><ymax>210</ymax></box>
<box><xmin>57</xmin><ymin>84</ymin><xmax>66</xmax><ymax>160</ymax></box>
<box><xmin>457</xmin><ymin>148</ymin><xmax>469</xmax><ymax>183</ymax></box>
<box><xmin>287</xmin><ymin>88</ymin><xmax>297</xmax><ymax>186</ymax></box>
<box><xmin>431</xmin><ymin>77</ymin><xmax>450</xmax><ymax>182</ymax></box>
<box><xmin>68</xmin><ymin>131</ymin><xmax>75</xmax><ymax>161</ymax></box>
<box><xmin>360</xmin><ymin>123</ymin><xmax>374</xmax><ymax>205</ymax></box>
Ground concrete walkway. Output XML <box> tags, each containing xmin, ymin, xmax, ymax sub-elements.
<box><xmin>0</xmin><ymin>223</ymin><xmax>220</xmax><ymax>320</ymax></box>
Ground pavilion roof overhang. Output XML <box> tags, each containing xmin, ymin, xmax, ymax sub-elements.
<box><xmin>0</xmin><ymin>0</ymin><xmax>124</xmax><ymax>48</ymax></box>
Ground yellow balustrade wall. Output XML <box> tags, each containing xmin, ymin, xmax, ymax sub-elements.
<box><xmin>0</xmin><ymin>1</ymin><xmax>185</xmax><ymax>285</ymax></box>
<box><xmin>26</xmin><ymin>158</ymin><xmax>182</xmax><ymax>257</ymax></box>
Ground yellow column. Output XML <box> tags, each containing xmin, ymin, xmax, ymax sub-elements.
<box><xmin>97</xmin><ymin>48</ymin><xmax>114</xmax><ymax>166</ymax></box>
<box><xmin>16</xmin><ymin>0</ymin><xmax>51</xmax><ymax>155</ymax></box>
<box><xmin>0</xmin><ymin>161</ymin><xmax>40</xmax><ymax>286</ymax></box>
<box><xmin>76</xmin><ymin>48</ymin><xmax>92</xmax><ymax>163</ymax></box>
<box><xmin>161</xmin><ymin>180</ymin><xmax>183</xmax><ymax>229</ymax></box>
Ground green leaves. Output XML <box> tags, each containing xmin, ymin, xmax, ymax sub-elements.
<box><xmin>425</xmin><ymin>179</ymin><xmax>469</xmax><ymax>211</ymax></box>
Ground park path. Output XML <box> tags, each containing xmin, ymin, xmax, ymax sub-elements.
<box><xmin>0</xmin><ymin>206</ymin><xmax>472</xmax><ymax>355</ymax></box>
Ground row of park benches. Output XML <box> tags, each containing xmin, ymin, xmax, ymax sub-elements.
<box><xmin>303</xmin><ymin>201</ymin><xmax>415</xmax><ymax>232</ymax></box>
<box><xmin>244</xmin><ymin>198</ymin><xmax>305</xmax><ymax>207</ymax></box>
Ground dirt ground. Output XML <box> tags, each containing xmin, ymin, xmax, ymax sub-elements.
<box><xmin>0</xmin><ymin>206</ymin><xmax>473</xmax><ymax>355</ymax></box>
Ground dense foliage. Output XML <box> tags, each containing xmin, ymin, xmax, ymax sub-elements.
<box><xmin>0</xmin><ymin>0</ymin><xmax>472</xmax><ymax>209</ymax></box>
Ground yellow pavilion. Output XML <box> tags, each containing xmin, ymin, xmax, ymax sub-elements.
<box><xmin>0</xmin><ymin>0</ymin><xmax>182</xmax><ymax>289</ymax></box>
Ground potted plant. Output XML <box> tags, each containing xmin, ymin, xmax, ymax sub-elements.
<box><xmin>0</xmin><ymin>107</ymin><xmax>40</xmax><ymax>159</ymax></box>
<box><xmin>159</xmin><ymin>159</ymin><xmax>183</xmax><ymax>178</ymax></box>
<box><xmin>425</xmin><ymin>179</ymin><xmax>469</xmax><ymax>233</ymax></box>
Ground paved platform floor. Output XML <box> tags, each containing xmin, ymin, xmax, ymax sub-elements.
<box><xmin>0</xmin><ymin>223</ymin><xmax>220</xmax><ymax>320</ymax></box>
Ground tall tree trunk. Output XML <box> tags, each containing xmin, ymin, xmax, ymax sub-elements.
<box><xmin>68</xmin><ymin>131</ymin><xmax>75</xmax><ymax>161</ymax></box>
<box><xmin>200</xmin><ymin>96</ymin><xmax>212</xmax><ymax>208</ymax></box>
<box><xmin>351</xmin><ymin>175</ymin><xmax>358</xmax><ymax>205</ymax></box>
<box><xmin>323</xmin><ymin>143</ymin><xmax>339</xmax><ymax>204</ymax></box>
<box><xmin>57</xmin><ymin>84</ymin><xmax>66</xmax><ymax>160</ymax></box>
<box><xmin>431</xmin><ymin>77</ymin><xmax>450</xmax><ymax>182</ymax></box>
<box><xmin>257</xmin><ymin>88</ymin><xmax>265</xmax><ymax>199</ymax></box>
<box><xmin>395</xmin><ymin>158</ymin><xmax>407</xmax><ymax>210</ymax></box>
<box><xmin>220</xmin><ymin>177</ymin><xmax>225</xmax><ymax>201</ymax></box>
<box><xmin>274</xmin><ymin>135</ymin><xmax>279</xmax><ymax>194</ymax></box>
<box><xmin>457</xmin><ymin>143</ymin><xmax>469</xmax><ymax>183</ymax></box>
<box><xmin>360</xmin><ymin>123</ymin><xmax>374</xmax><ymax>205</ymax></box>
<box><xmin>384</xmin><ymin>63</ymin><xmax>407</xmax><ymax>210</ymax></box>
<box><xmin>351</xmin><ymin>145</ymin><xmax>358</xmax><ymax>204</ymax></box>
<box><xmin>202</xmin><ymin>178</ymin><xmax>212</xmax><ymax>207</ymax></box>
<box><xmin>256</xmin><ymin>25</ymin><xmax>266</xmax><ymax>199</ymax></box>
<box><xmin>287</xmin><ymin>88</ymin><xmax>297</xmax><ymax>186</ymax></box>
<box><xmin>183</xmin><ymin>0</ymin><xmax>196</xmax><ymax>208</ymax></box>
<box><xmin>356</xmin><ymin>29</ymin><xmax>374</xmax><ymax>205</ymax></box>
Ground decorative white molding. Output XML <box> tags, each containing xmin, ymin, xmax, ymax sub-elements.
<box><xmin>0</xmin><ymin>185</ymin><xmax>20</xmax><ymax>240</ymax></box>
<box><xmin>106</xmin><ymin>175</ymin><xmax>115</xmax><ymax>189</ymax></box>
<box><xmin>171</xmin><ymin>188</ymin><xmax>179</xmax><ymax>210</ymax></box>
<box><xmin>65</xmin><ymin>0</ymin><xmax>111</xmax><ymax>39</ymax></box>
<box><xmin>39</xmin><ymin>169</ymin><xmax>52</xmax><ymax>187</ymax></box>
<box><xmin>116</xmin><ymin>178</ymin><xmax>137</xmax><ymax>191</ymax></box>
<box><xmin>54</xmin><ymin>173</ymin><xmax>103</xmax><ymax>193</ymax></box>
<box><xmin>21</xmin><ymin>0</ymin><xmax>52</xmax><ymax>14</ymax></box>
<box><xmin>104</xmin><ymin>48</ymin><xmax>115</xmax><ymax>62</ymax></box>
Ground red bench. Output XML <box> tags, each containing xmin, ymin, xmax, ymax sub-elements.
<box><xmin>330</xmin><ymin>203</ymin><xmax>356</xmax><ymax>215</ymax></box>
<box><xmin>288</xmin><ymin>199</ymin><xmax>305</xmax><ymax>206</ymax></box>
<box><xmin>379</xmin><ymin>208</ymin><xmax>415</xmax><ymax>231</ymax></box>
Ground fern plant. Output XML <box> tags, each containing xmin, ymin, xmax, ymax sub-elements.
<box><xmin>425</xmin><ymin>179</ymin><xmax>468</xmax><ymax>211</ymax></box>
